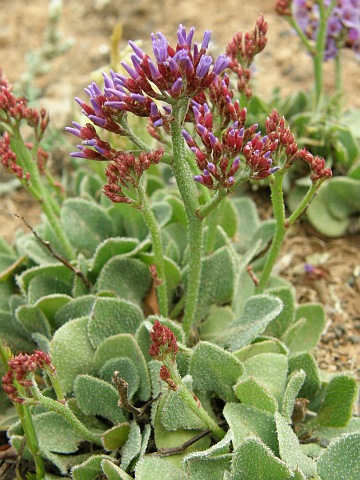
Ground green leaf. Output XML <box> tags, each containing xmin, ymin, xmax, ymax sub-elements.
<box><xmin>316</xmin><ymin>374</ymin><xmax>358</xmax><ymax>428</ymax></box>
<box><xmin>264</xmin><ymin>287</ymin><xmax>295</xmax><ymax>339</ymax></box>
<box><xmin>232</xmin><ymin>197</ymin><xmax>260</xmax><ymax>253</ymax></box>
<box><xmin>87</xmin><ymin>297</ymin><xmax>143</xmax><ymax>348</ymax></box>
<box><xmin>223</xmin><ymin>403</ymin><xmax>278</xmax><ymax>454</ymax></box>
<box><xmin>234</xmin><ymin>376</ymin><xmax>278</xmax><ymax>413</ymax></box>
<box><xmin>183</xmin><ymin>454</ymin><xmax>232</xmax><ymax>480</ymax></box>
<box><xmin>90</xmin><ymin>237</ymin><xmax>147</xmax><ymax>274</ymax></box>
<box><xmin>109</xmin><ymin>203</ymin><xmax>148</xmax><ymax>240</ymax></box>
<box><xmin>190</xmin><ymin>341</ymin><xmax>244</xmax><ymax>401</ymax></box>
<box><xmin>33</xmin><ymin>411</ymin><xmax>84</xmax><ymax>453</ymax></box>
<box><xmin>160</xmin><ymin>384</ymin><xmax>207</xmax><ymax>431</ymax></box>
<box><xmin>275</xmin><ymin>411</ymin><xmax>316</xmax><ymax>477</ymax></box>
<box><xmin>281</xmin><ymin>370</ymin><xmax>306</xmax><ymax>424</ymax></box>
<box><xmin>135</xmin><ymin>456</ymin><xmax>186</xmax><ymax>480</ymax></box>
<box><xmin>199</xmin><ymin>306</ymin><xmax>235</xmax><ymax>343</ymax></box>
<box><xmin>101</xmin><ymin>423</ymin><xmax>130</xmax><ymax>451</ymax></box>
<box><xmin>242</xmin><ymin>353</ymin><xmax>288</xmax><ymax>405</ymax></box>
<box><xmin>61</xmin><ymin>198</ymin><xmax>114</xmax><ymax>256</ymax></box>
<box><xmin>219</xmin><ymin>294</ymin><xmax>283</xmax><ymax>350</ymax></box>
<box><xmin>27</xmin><ymin>275</ymin><xmax>72</xmax><ymax>304</ymax></box>
<box><xmin>317</xmin><ymin>433</ymin><xmax>360</xmax><ymax>480</ymax></box>
<box><xmin>232</xmin><ymin>437</ymin><xmax>292</xmax><ymax>480</ymax></box>
<box><xmin>34</xmin><ymin>295</ymin><xmax>71</xmax><ymax>328</ymax></box>
<box><xmin>53</xmin><ymin>295</ymin><xmax>97</xmax><ymax>329</ymax></box>
<box><xmin>284</xmin><ymin>303</ymin><xmax>326</xmax><ymax>353</ymax></box>
<box><xmin>99</xmin><ymin>357</ymin><xmax>140</xmax><ymax>400</ymax></box>
<box><xmin>72</xmin><ymin>454</ymin><xmax>115</xmax><ymax>480</ymax></box>
<box><xmin>94</xmin><ymin>334</ymin><xmax>151</xmax><ymax>401</ymax></box>
<box><xmin>101</xmin><ymin>459</ymin><xmax>133</xmax><ymax>480</ymax></box>
<box><xmin>0</xmin><ymin>310</ymin><xmax>35</xmax><ymax>352</ymax></box>
<box><xmin>74</xmin><ymin>375</ymin><xmax>126</xmax><ymax>424</ymax></box>
<box><xmin>50</xmin><ymin>317</ymin><xmax>97</xmax><ymax>394</ymax></box>
<box><xmin>17</xmin><ymin>264</ymin><xmax>73</xmax><ymax>293</ymax></box>
<box><xmin>288</xmin><ymin>352</ymin><xmax>321</xmax><ymax>400</ymax></box>
<box><xmin>15</xmin><ymin>305</ymin><xmax>51</xmax><ymax>338</ymax></box>
<box><xmin>96</xmin><ymin>256</ymin><xmax>151</xmax><ymax>306</ymax></box>
<box><xmin>233</xmin><ymin>338</ymin><xmax>288</xmax><ymax>362</ymax></box>
<box><xmin>120</xmin><ymin>420</ymin><xmax>142</xmax><ymax>471</ymax></box>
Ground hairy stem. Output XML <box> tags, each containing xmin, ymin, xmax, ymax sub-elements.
<box><xmin>137</xmin><ymin>180</ymin><xmax>168</xmax><ymax>317</ymax></box>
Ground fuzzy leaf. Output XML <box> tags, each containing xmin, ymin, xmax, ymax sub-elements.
<box><xmin>50</xmin><ymin>317</ymin><xmax>97</xmax><ymax>394</ymax></box>
<box><xmin>199</xmin><ymin>306</ymin><xmax>235</xmax><ymax>343</ymax></box>
<box><xmin>275</xmin><ymin>411</ymin><xmax>316</xmax><ymax>476</ymax></box>
<box><xmin>120</xmin><ymin>421</ymin><xmax>142</xmax><ymax>471</ymax></box>
<box><xmin>233</xmin><ymin>338</ymin><xmax>288</xmax><ymax>362</ymax></box>
<box><xmin>72</xmin><ymin>454</ymin><xmax>115</xmax><ymax>480</ymax></box>
<box><xmin>34</xmin><ymin>295</ymin><xmax>71</xmax><ymax>328</ymax></box>
<box><xmin>90</xmin><ymin>237</ymin><xmax>147</xmax><ymax>274</ymax></box>
<box><xmin>101</xmin><ymin>423</ymin><xmax>130</xmax><ymax>451</ymax></box>
<box><xmin>232</xmin><ymin>437</ymin><xmax>292</xmax><ymax>480</ymax></box>
<box><xmin>288</xmin><ymin>352</ymin><xmax>321</xmax><ymax>400</ymax></box>
<box><xmin>53</xmin><ymin>295</ymin><xmax>97</xmax><ymax>329</ymax></box>
<box><xmin>232</xmin><ymin>197</ymin><xmax>260</xmax><ymax>252</ymax></box>
<box><xmin>99</xmin><ymin>357</ymin><xmax>140</xmax><ymax>400</ymax></box>
<box><xmin>74</xmin><ymin>375</ymin><xmax>126</xmax><ymax>424</ymax></box>
<box><xmin>284</xmin><ymin>303</ymin><xmax>326</xmax><ymax>353</ymax></box>
<box><xmin>94</xmin><ymin>334</ymin><xmax>151</xmax><ymax>401</ymax></box>
<box><xmin>264</xmin><ymin>286</ymin><xmax>295</xmax><ymax>338</ymax></box>
<box><xmin>17</xmin><ymin>264</ymin><xmax>73</xmax><ymax>293</ymax></box>
<box><xmin>243</xmin><ymin>353</ymin><xmax>288</xmax><ymax>405</ymax></box>
<box><xmin>0</xmin><ymin>310</ymin><xmax>35</xmax><ymax>352</ymax></box>
<box><xmin>33</xmin><ymin>411</ymin><xmax>84</xmax><ymax>453</ymax></box>
<box><xmin>234</xmin><ymin>377</ymin><xmax>278</xmax><ymax>413</ymax></box>
<box><xmin>183</xmin><ymin>454</ymin><xmax>232</xmax><ymax>479</ymax></box>
<box><xmin>223</xmin><ymin>403</ymin><xmax>278</xmax><ymax>454</ymax></box>
<box><xmin>281</xmin><ymin>370</ymin><xmax>306</xmax><ymax>424</ymax></box>
<box><xmin>61</xmin><ymin>198</ymin><xmax>114</xmax><ymax>256</ymax></box>
<box><xmin>135</xmin><ymin>456</ymin><xmax>186</xmax><ymax>480</ymax></box>
<box><xmin>15</xmin><ymin>305</ymin><xmax>51</xmax><ymax>338</ymax></box>
<box><xmin>220</xmin><ymin>294</ymin><xmax>283</xmax><ymax>350</ymax></box>
<box><xmin>96</xmin><ymin>257</ymin><xmax>151</xmax><ymax>305</ymax></box>
<box><xmin>87</xmin><ymin>297</ymin><xmax>143</xmax><ymax>348</ymax></box>
<box><xmin>101</xmin><ymin>459</ymin><xmax>133</xmax><ymax>480</ymax></box>
<box><xmin>190</xmin><ymin>341</ymin><xmax>244</xmax><ymax>401</ymax></box>
<box><xmin>28</xmin><ymin>275</ymin><xmax>72</xmax><ymax>304</ymax></box>
<box><xmin>316</xmin><ymin>374</ymin><xmax>358</xmax><ymax>428</ymax></box>
<box><xmin>317</xmin><ymin>433</ymin><xmax>360</xmax><ymax>480</ymax></box>
<box><xmin>160</xmin><ymin>386</ymin><xmax>206</xmax><ymax>431</ymax></box>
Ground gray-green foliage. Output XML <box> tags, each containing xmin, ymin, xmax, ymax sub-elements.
<box><xmin>1</xmin><ymin>168</ymin><xmax>358</xmax><ymax>480</ymax></box>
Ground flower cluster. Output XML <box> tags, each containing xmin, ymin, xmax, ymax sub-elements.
<box><xmin>183</xmin><ymin>97</ymin><xmax>278</xmax><ymax>188</ymax></box>
<box><xmin>103</xmin><ymin>148</ymin><xmax>164</xmax><ymax>203</ymax></box>
<box><xmin>225</xmin><ymin>16</ymin><xmax>268</xmax><ymax>97</ymax></box>
<box><xmin>0</xmin><ymin>71</ymin><xmax>48</xmax><ymax>135</ymax></box>
<box><xmin>0</xmin><ymin>131</ymin><xmax>29</xmax><ymax>180</ymax></box>
<box><xmin>265</xmin><ymin>109</ymin><xmax>299</xmax><ymax>166</ymax></box>
<box><xmin>279</xmin><ymin>0</ymin><xmax>360</xmax><ymax>60</ymax></box>
<box><xmin>297</xmin><ymin>148</ymin><xmax>332</xmax><ymax>182</ymax></box>
<box><xmin>149</xmin><ymin>320</ymin><xmax>179</xmax><ymax>361</ymax></box>
<box><xmin>2</xmin><ymin>351</ymin><xmax>55</xmax><ymax>404</ymax></box>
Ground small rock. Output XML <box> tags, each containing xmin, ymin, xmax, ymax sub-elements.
<box><xmin>333</xmin><ymin>325</ymin><xmax>346</xmax><ymax>339</ymax></box>
<box><xmin>348</xmin><ymin>335</ymin><xmax>360</xmax><ymax>345</ymax></box>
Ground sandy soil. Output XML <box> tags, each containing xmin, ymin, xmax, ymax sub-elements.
<box><xmin>0</xmin><ymin>0</ymin><xmax>359</xmax><ymax>376</ymax></box>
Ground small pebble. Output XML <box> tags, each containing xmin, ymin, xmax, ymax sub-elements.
<box><xmin>348</xmin><ymin>335</ymin><xmax>360</xmax><ymax>345</ymax></box>
<box><xmin>333</xmin><ymin>325</ymin><xmax>346</xmax><ymax>339</ymax></box>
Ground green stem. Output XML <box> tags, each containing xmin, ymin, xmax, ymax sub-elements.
<box><xmin>0</xmin><ymin>341</ymin><xmax>45</xmax><ymax>478</ymax></box>
<box><xmin>286</xmin><ymin>182</ymin><xmax>318</xmax><ymax>227</ymax></box>
<box><xmin>256</xmin><ymin>173</ymin><xmax>287</xmax><ymax>294</ymax></box>
<box><xmin>196</xmin><ymin>188</ymin><xmax>228</xmax><ymax>220</ymax></box>
<box><xmin>137</xmin><ymin>180</ymin><xmax>168</xmax><ymax>317</ymax></box>
<box><xmin>170</xmin><ymin>100</ymin><xmax>203</xmax><ymax>339</ymax></box>
<box><xmin>119</xmin><ymin>115</ymin><xmax>151</xmax><ymax>152</ymax></box>
<box><xmin>334</xmin><ymin>52</ymin><xmax>342</xmax><ymax>106</ymax></box>
<box><xmin>30</xmin><ymin>379</ymin><xmax>102</xmax><ymax>446</ymax></box>
<box><xmin>166</xmin><ymin>360</ymin><xmax>226</xmax><ymax>441</ymax></box>
<box><xmin>11</xmin><ymin>130</ymin><xmax>75</xmax><ymax>259</ymax></box>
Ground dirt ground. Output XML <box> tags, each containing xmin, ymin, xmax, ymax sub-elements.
<box><xmin>0</xmin><ymin>0</ymin><xmax>359</xmax><ymax>377</ymax></box>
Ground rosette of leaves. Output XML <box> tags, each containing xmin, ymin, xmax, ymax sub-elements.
<box><xmin>1</xmin><ymin>174</ymin><xmax>358</xmax><ymax>479</ymax></box>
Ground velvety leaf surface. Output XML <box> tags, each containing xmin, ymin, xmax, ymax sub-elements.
<box><xmin>34</xmin><ymin>294</ymin><xmax>71</xmax><ymax>328</ymax></box>
<box><xmin>99</xmin><ymin>357</ymin><xmax>140</xmax><ymax>399</ymax></box>
<box><xmin>50</xmin><ymin>317</ymin><xmax>97</xmax><ymax>394</ymax></box>
<box><xmin>316</xmin><ymin>433</ymin><xmax>360</xmax><ymax>480</ymax></box>
<box><xmin>232</xmin><ymin>197</ymin><xmax>260</xmax><ymax>253</ymax></box>
<box><xmin>223</xmin><ymin>403</ymin><xmax>278</xmax><ymax>454</ymax></box>
<box><xmin>190</xmin><ymin>341</ymin><xmax>244</xmax><ymax>401</ymax></box>
<box><xmin>87</xmin><ymin>297</ymin><xmax>143</xmax><ymax>348</ymax></box>
<box><xmin>281</xmin><ymin>370</ymin><xmax>306</xmax><ymax>424</ymax></box>
<box><xmin>135</xmin><ymin>456</ymin><xmax>186</xmax><ymax>480</ymax></box>
<box><xmin>120</xmin><ymin>421</ymin><xmax>142</xmax><ymax>471</ymax></box>
<box><xmin>284</xmin><ymin>303</ymin><xmax>326</xmax><ymax>353</ymax></box>
<box><xmin>61</xmin><ymin>198</ymin><xmax>114</xmax><ymax>256</ymax></box>
<box><xmin>160</xmin><ymin>386</ymin><xmax>207</xmax><ymax>431</ymax></box>
<box><xmin>53</xmin><ymin>295</ymin><xmax>97</xmax><ymax>329</ymax></box>
<box><xmin>101</xmin><ymin>423</ymin><xmax>131</xmax><ymax>451</ymax></box>
<box><xmin>101</xmin><ymin>459</ymin><xmax>133</xmax><ymax>480</ymax></box>
<box><xmin>71</xmin><ymin>454</ymin><xmax>115</xmax><ymax>480</ymax></box>
<box><xmin>315</xmin><ymin>374</ymin><xmax>358</xmax><ymax>427</ymax></box>
<box><xmin>17</xmin><ymin>264</ymin><xmax>73</xmax><ymax>293</ymax></box>
<box><xmin>28</xmin><ymin>275</ymin><xmax>72</xmax><ymax>304</ymax></box>
<box><xmin>94</xmin><ymin>334</ymin><xmax>151</xmax><ymax>401</ymax></box>
<box><xmin>95</xmin><ymin>257</ymin><xmax>151</xmax><ymax>306</ymax></box>
<box><xmin>90</xmin><ymin>237</ymin><xmax>143</xmax><ymax>273</ymax></box>
<box><xmin>15</xmin><ymin>304</ymin><xmax>51</xmax><ymax>338</ymax></box>
<box><xmin>33</xmin><ymin>411</ymin><xmax>84</xmax><ymax>453</ymax></box>
<box><xmin>234</xmin><ymin>377</ymin><xmax>278</xmax><ymax>413</ymax></box>
<box><xmin>222</xmin><ymin>294</ymin><xmax>283</xmax><ymax>351</ymax></box>
<box><xmin>275</xmin><ymin>411</ymin><xmax>316</xmax><ymax>477</ymax></box>
<box><xmin>264</xmin><ymin>286</ymin><xmax>295</xmax><ymax>338</ymax></box>
<box><xmin>288</xmin><ymin>352</ymin><xmax>321</xmax><ymax>400</ymax></box>
<box><xmin>74</xmin><ymin>375</ymin><xmax>126</xmax><ymax>424</ymax></box>
<box><xmin>233</xmin><ymin>338</ymin><xmax>288</xmax><ymax>362</ymax></box>
<box><xmin>232</xmin><ymin>437</ymin><xmax>292</xmax><ymax>480</ymax></box>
